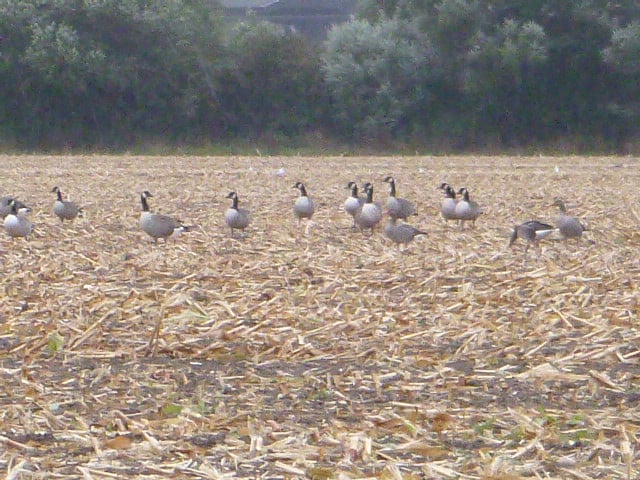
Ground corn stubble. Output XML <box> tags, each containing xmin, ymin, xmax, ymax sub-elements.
<box><xmin>0</xmin><ymin>155</ymin><xmax>638</xmax><ymax>479</ymax></box>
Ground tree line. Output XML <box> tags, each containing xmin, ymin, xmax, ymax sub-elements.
<box><xmin>1</xmin><ymin>0</ymin><xmax>639</xmax><ymax>152</ymax></box>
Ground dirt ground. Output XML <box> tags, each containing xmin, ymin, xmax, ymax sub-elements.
<box><xmin>0</xmin><ymin>155</ymin><xmax>638</xmax><ymax>479</ymax></box>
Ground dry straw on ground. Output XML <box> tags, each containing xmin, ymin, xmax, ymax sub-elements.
<box><xmin>0</xmin><ymin>155</ymin><xmax>638</xmax><ymax>479</ymax></box>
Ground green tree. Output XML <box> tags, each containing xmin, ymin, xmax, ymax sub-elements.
<box><xmin>602</xmin><ymin>22</ymin><xmax>640</xmax><ymax>150</ymax></box>
<box><xmin>347</xmin><ymin>0</ymin><xmax>640</xmax><ymax>148</ymax></box>
<box><xmin>466</xmin><ymin>19</ymin><xmax>548</xmax><ymax>144</ymax></box>
<box><xmin>0</xmin><ymin>0</ymin><xmax>225</xmax><ymax>148</ymax></box>
<box><xmin>215</xmin><ymin>17</ymin><xmax>324</xmax><ymax>138</ymax></box>
<box><xmin>322</xmin><ymin>17</ymin><xmax>439</xmax><ymax>140</ymax></box>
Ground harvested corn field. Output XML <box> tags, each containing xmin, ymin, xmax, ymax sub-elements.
<box><xmin>1</xmin><ymin>155</ymin><xmax>639</xmax><ymax>479</ymax></box>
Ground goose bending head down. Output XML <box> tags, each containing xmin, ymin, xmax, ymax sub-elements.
<box><xmin>509</xmin><ymin>220</ymin><xmax>557</xmax><ymax>254</ymax></box>
<box><xmin>52</xmin><ymin>186</ymin><xmax>82</xmax><ymax>222</ymax></box>
<box><xmin>225</xmin><ymin>191</ymin><xmax>251</xmax><ymax>237</ymax></box>
<box><xmin>384</xmin><ymin>217</ymin><xmax>426</xmax><ymax>250</ymax></box>
<box><xmin>139</xmin><ymin>190</ymin><xmax>190</xmax><ymax>243</ymax></box>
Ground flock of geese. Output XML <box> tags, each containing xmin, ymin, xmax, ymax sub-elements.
<box><xmin>299</xmin><ymin>177</ymin><xmax>585</xmax><ymax>253</ymax></box>
<box><xmin>0</xmin><ymin>177</ymin><xmax>586</xmax><ymax>254</ymax></box>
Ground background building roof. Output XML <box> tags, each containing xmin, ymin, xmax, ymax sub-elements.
<box><xmin>222</xmin><ymin>0</ymin><xmax>357</xmax><ymax>40</ymax></box>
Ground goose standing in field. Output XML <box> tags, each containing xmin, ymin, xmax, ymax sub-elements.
<box><xmin>139</xmin><ymin>190</ymin><xmax>190</xmax><ymax>244</ymax></box>
<box><xmin>1</xmin><ymin>196</ymin><xmax>27</xmax><ymax>219</ymax></box>
<box><xmin>224</xmin><ymin>191</ymin><xmax>251</xmax><ymax>237</ymax></box>
<box><xmin>384</xmin><ymin>217</ymin><xmax>426</xmax><ymax>250</ymax></box>
<box><xmin>3</xmin><ymin>199</ymin><xmax>32</xmax><ymax>238</ymax></box>
<box><xmin>52</xmin><ymin>186</ymin><xmax>82</xmax><ymax>223</ymax></box>
<box><xmin>552</xmin><ymin>198</ymin><xmax>586</xmax><ymax>243</ymax></box>
<box><xmin>509</xmin><ymin>220</ymin><xmax>557</xmax><ymax>254</ymax></box>
<box><xmin>439</xmin><ymin>183</ymin><xmax>459</xmax><ymax>225</ymax></box>
<box><xmin>344</xmin><ymin>181</ymin><xmax>365</xmax><ymax>228</ymax></box>
<box><xmin>355</xmin><ymin>182</ymin><xmax>383</xmax><ymax>234</ymax></box>
<box><xmin>293</xmin><ymin>182</ymin><xmax>315</xmax><ymax>225</ymax></box>
<box><xmin>383</xmin><ymin>176</ymin><xmax>416</xmax><ymax>220</ymax></box>
<box><xmin>455</xmin><ymin>187</ymin><xmax>482</xmax><ymax>228</ymax></box>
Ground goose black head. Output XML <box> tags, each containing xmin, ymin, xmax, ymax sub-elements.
<box><xmin>293</xmin><ymin>182</ymin><xmax>308</xmax><ymax>196</ymax></box>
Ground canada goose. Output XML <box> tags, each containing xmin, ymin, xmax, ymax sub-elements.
<box><xmin>552</xmin><ymin>198</ymin><xmax>586</xmax><ymax>242</ymax></box>
<box><xmin>384</xmin><ymin>217</ymin><xmax>426</xmax><ymax>249</ymax></box>
<box><xmin>139</xmin><ymin>191</ymin><xmax>190</xmax><ymax>243</ymax></box>
<box><xmin>455</xmin><ymin>187</ymin><xmax>482</xmax><ymax>228</ymax></box>
<box><xmin>439</xmin><ymin>183</ymin><xmax>459</xmax><ymax>224</ymax></box>
<box><xmin>52</xmin><ymin>186</ymin><xmax>82</xmax><ymax>222</ymax></box>
<box><xmin>293</xmin><ymin>182</ymin><xmax>314</xmax><ymax>224</ymax></box>
<box><xmin>3</xmin><ymin>199</ymin><xmax>32</xmax><ymax>238</ymax></box>
<box><xmin>509</xmin><ymin>220</ymin><xmax>557</xmax><ymax>253</ymax></box>
<box><xmin>383</xmin><ymin>176</ymin><xmax>416</xmax><ymax>220</ymax></box>
<box><xmin>0</xmin><ymin>196</ymin><xmax>27</xmax><ymax>219</ymax></box>
<box><xmin>344</xmin><ymin>181</ymin><xmax>365</xmax><ymax>228</ymax></box>
<box><xmin>225</xmin><ymin>191</ymin><xmax>251</xmax><ymax>237</ymax></box>
<box><xmin>355</xmin><ymin>183</ymin><xmax>383</xmax><ymax>233</ymax></box>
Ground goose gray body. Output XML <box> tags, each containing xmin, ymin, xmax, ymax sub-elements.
<box><xmin>52</xmin><ymin>186</ymin><xmax>82</xmax><ymax>222</ymax></box>
<box><xmin>344</xmin><ymin>182</ymin><xmax>365</xmax><ymax>228</ymax></box>
<box><xmin>293</xmin><ymin>182</ymin><xmax>314</xmax><ymax>223</ymax></box>
<box><xmin>384</xmin><ymin>217</ymin><xmax>426</xmax><ymax>247</ymax></box>
<box><xmin>355</xmin><ymin>183</ymin><xmax>382</xmax><ymax>233</ymax></box>
<box><xmin>439</xmin><ymin>183</ymin><xmax>459</xmax><ymax>223</ymax></box>
<box><xmin>383</xmin><ymin>176</ymin><xmax>416</xmax><ymax>220</ymax></box>
<box><xmin>509</xmin><ymin>220</ymin><xmax>556</xmax><ymax>252</ymax></box>
<box><xmin>455</xmin><ymin>187</ymin><xmax>482</xmax><ymax>227</ymax></box>
<box><xmin>225</xmin><ymin>191</ymin><xmax>251</xmax><ymax>236</ymax></box>
<box><xmin>553</xmin><ymin>198</ymin><xmax>586</xmax><ymax>241</ymax></box>
<box><xmin>139</xmin><ymin>191</ymin><xmax>189</xmax><ymax>243</ymax></box>
<box><xmin>3</xmin><ymin>200</ymin><xmax>32</xmax><ymax>238</ymax></box>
